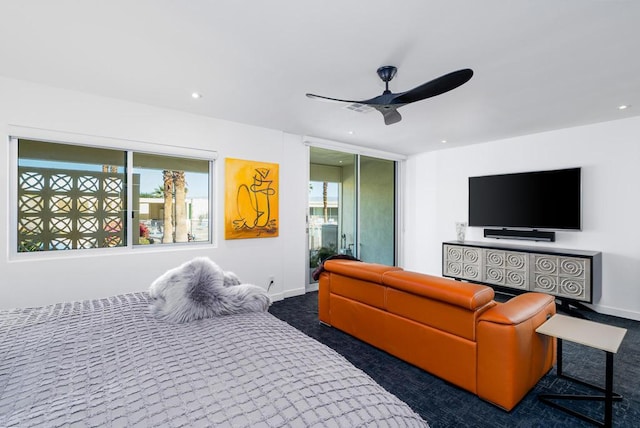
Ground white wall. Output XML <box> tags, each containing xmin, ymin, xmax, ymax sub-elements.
<box><xmin>3</xmin><ymin>75</ymin><xmax>639</xmax><ymax>322</ymax></box>
<box><xmin>0</xmin><ymin>77</ymin><xmax>308</xmax><ymax>308</ymax></box>
<box><xmin>404</xmin><ymin>116</ymin><xmax>640</xmax><ymax>320</ymax></box>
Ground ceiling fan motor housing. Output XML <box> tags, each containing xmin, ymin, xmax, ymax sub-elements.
<box><xmin>377</xmin><ymin>66</ymin><xmax>397</xmax><ymax>82</ymax></box>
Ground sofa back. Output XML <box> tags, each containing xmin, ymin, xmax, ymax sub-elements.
<box><xmin>322</xmin><ymin>260</ymin><xmax>496</xmax><ymax>341</ymax></box>
<box><xmin>383</xmin><ymin>271</ymin><xmax>495</xmax><ymax>340</ymax></box>
<box><xmin>323</xmin><ymin>259</ymin><xmax>403</xmax><ymax>283</ymax></box>
<box><xmin>324</xmin><ymin>260</ymin><xmax>401</xmax><ymax>308</ymax></box>
<box><xmin>318</xmin><ymin>260</ymin><xmax>401</xmax><ymax>323</ymax></box>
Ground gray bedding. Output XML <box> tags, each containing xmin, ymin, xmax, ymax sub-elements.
<box><xmin>0</xmin><ymin>292</ymin><xmax>428</xmax><ymax>427</ymax></box>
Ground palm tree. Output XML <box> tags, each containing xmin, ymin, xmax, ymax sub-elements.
<box><xmin>151</xmin><ymin>185</ymin><xmax>164</xmax><ymax>198</ymax></box>
<box><xmin>139</xmin><ymin>185</ymin><xmax>164</xmax><ymax>198</ymax></box>
<box><xmin>173</xmin><ymin>171</ymin><xmax>188</xmax><ymax>242</ymax></box>
<box><xmin>323</xmin><ymin>181</ymin><xmax>328</xmax><ymax>223</ymax></box>
<box><xmin>162</xmin><ymin>170</ymin><xmax>174</xmax><ymax>243</ymax></box>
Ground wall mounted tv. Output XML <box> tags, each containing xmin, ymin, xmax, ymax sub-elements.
<box><xmin>468</xmin><ymin>167</ymin><xmax>581</xmax><ymax>231</ymax></box>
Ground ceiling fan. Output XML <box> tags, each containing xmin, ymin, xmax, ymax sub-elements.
<box><xmin>306</xmin><ymin>66</ymin><xmax>473</xmax><ymax>125</ymax></box>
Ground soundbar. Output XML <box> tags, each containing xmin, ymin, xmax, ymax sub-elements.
<box><xmin>483</xmin><ymin>228</ymin><xmax>556</xmax><ymax>242</ymax></box>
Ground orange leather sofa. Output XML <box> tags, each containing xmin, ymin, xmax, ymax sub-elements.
<box><xmin>318</xmin><ymin>259</ymin><xmax>556</xmax><ymax>411</ymax></box>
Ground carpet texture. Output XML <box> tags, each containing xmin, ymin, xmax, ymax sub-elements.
<box><xmin>269</xmin><ymin>291</ymin><xmax>640</xmax><ymax>427</ymax></box>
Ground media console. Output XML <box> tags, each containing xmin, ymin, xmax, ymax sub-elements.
<box><xmin>442</xmin><ymin>241</ymin><xmax>601</xmax><ymax>304</ymax></box>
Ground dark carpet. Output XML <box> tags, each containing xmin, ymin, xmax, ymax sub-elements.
<box><xmin>269</xmin><ymin>291</ymin><xmax>640</xmax><ymax>427</ymax></box>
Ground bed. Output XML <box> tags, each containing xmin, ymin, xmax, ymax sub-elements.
<box><xmin>0</xmin><ymin>292</ymin><xmax>428</xmax><ymax>427</ymax></box>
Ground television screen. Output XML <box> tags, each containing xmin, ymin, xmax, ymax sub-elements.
<box><xmin>468</xmin><ymin>167</ymin><xmax>581</xmax><ymax>230</ymax></box>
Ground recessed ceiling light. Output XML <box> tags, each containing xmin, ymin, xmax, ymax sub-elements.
<box><xmin>347</xmin><ymin>130</ymin><xmax>354</xmax><ymax>135</ymax></box>
<box><xmin>441</xmin><ymin>140</ymin><xmax>448</xmax><ymax>144</ymax></box>
<box><xmin>191</xmin><ymin>92</ymin><xmax>202</xmax><ymax>99</ymax></box>
<box><xmin>618</xmin><ymin>104</ymin><xmax>629</xmax><ymax>110</ymax></box>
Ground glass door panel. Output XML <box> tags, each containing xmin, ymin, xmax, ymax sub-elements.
<box><xmin>308</xmin><ymin>148</ymin><xmax>396</xmax><ymax>286</ymax></box>
<box><xmin>359</xmin><ymin>156</ymin><xmax>395</xmax><ymax>265</ymax></box>
<box><xmin>308</xmin><ymin>148</ymin><xmax>356</xmax><ymax>284</ymax></box>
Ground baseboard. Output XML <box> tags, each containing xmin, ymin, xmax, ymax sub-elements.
<box><xmin>589</xmin><ymin>303</ymin><xmax>640</xmax><ymax>322</ymax></box>
<box><xmin>271</xmin><ymin>286</ymin><xmax>314</xmax><ymax>303</ymax></box>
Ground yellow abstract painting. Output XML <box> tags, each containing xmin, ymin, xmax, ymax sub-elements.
<box><xmin>225</xmin><ymin>158</ymin><xmax>279</xmax><ymax>239</ymax></box>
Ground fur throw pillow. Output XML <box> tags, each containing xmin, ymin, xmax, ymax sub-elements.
<box><xmin>149</xmin><ymin>257</ymin><xmax>271</xmax><ymax>323</ymax></box>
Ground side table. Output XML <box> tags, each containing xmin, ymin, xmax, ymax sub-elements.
<box><xmin>536</xmin><ymin>314</ymin><xmax>627</xmax><ymax>427</ymax></box>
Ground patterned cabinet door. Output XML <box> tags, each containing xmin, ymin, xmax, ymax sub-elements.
<box><xmin>483</xmin><ymin>249</ymin><xmax>529</xmax><ymax>290</ymax></box>
<box><xmin>530</xmin><ymin>255</ymin><xmax>590</xmax><ymax>301</ymax></box>
<box><xmin>443</xmin><ymin>245</ymin><xmax>481</xmax><ymax>281</ymax></box>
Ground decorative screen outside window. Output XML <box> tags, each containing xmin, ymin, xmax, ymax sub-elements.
<box><xmin>14</xmin><ymin>138</ymin><xmax>213</xmax><ymax>254</ymax></box>
<box><xmin>133</xmin><ymin>153</ymin><xmax>210</xmax><ymax>245</ymax></box>
<box><xmin>17</xmin><ymin>139</ymin><xmax>127</xmax><ymax>252</ymax></box>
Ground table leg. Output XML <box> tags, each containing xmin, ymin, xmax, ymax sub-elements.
<box><xmin>557</xmin><ymin>338</ymin><xmax>563</xmax><ymax>376</ymax></box>
<box><xmin>538</xmin><ymin>346</ymin><xmax>621</xmax><ymax>428</ymax></box>
<box><xmin>605</xmin><ymin>351</ymin><xmax>614</xmax><ymax>428</ymax></box>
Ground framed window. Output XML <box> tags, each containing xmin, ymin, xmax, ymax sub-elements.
<box><xmin>12</xmin><ymin>137</ymin><xmax>214</xmax><ymax>255</ymax></box>
<box><xmin>133</xmin><ymin>153</ymin><xmax>210</xmax><ymax>246</ymax></box>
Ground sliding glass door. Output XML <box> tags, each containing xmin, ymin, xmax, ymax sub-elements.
<box><xmin>308</xmin><ymin>147</ymin><xmax>396</xmax><ymax>286</ymax></box>
<box><xmin>359</xmin><ymin>155</ymin><xmax>395</xmax><ymax>265</ymax></box>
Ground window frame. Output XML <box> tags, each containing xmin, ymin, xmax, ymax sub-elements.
<box><xmin>9</xmin><ymin>131</ymin><xmax>217</xmax><ymax>260</ymax></box>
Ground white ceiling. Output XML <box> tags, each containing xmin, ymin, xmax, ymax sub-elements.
<box><xmin>1</xmin><ymin>1</ymin><xmax>639</xmax><ymax>156</ymax></box>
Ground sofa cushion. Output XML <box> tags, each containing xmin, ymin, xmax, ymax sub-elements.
<box><xmin>384</xmin><ymin>311</ymin><xmax>478</xmax><ymax>393</ymax></box>
<box><xmin>385</xmin><ymin>287</ymin><xmax>495</xmax><ymax>341</ymax></box>
<box><xmin>382</xmin><ymin>271</ymin><xmax>494</xmax><ymax>310</ymax></box>
<box><xmin>323</xmin><ymin>259</ymin><xmax>402</xmax><ymax>284</ymax></box>
<box><xmin>329</xmin><ymin>294</ymin><xmax>388</xmax><ymax>350</ymax></box>
<box><xmin>330</xmin><ymin>275</ymin><xmax>387</xmax><ymax>309</ymax></box>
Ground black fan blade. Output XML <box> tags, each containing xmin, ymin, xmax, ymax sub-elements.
<box><xmin>392</xmin><ymin>69</ymin><xmax>473</xmax><ymax>104</ymax></box>
<box><xmin>359</xmin><ymin>92</ymin><xmax>400</xmax><ymax>106</ymax></box>
<box><xmin>305</xmin><ymin>93</ymin><xmax>362</xmax><ymax>104</ymax></box>
<box><xmin>373</xmin><ymin>105</ymin><xmax>402</xmax><ymax>125</ymax></box>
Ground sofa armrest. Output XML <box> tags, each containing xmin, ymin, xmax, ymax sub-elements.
<box><xmin>478</xmin><ymin>292</ymin><xmax>555</xmax><ymax>325</ymax></box>
<box><xmin>476</xmin><ymin>293</ymin><xmax>556</xmax><ymax>411</ymax></box>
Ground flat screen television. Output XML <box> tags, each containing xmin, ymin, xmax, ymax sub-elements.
<box><xmin>468</xmin><ymin>167</ymin><xmax>581</xmax><ymax>230</ymax></box>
